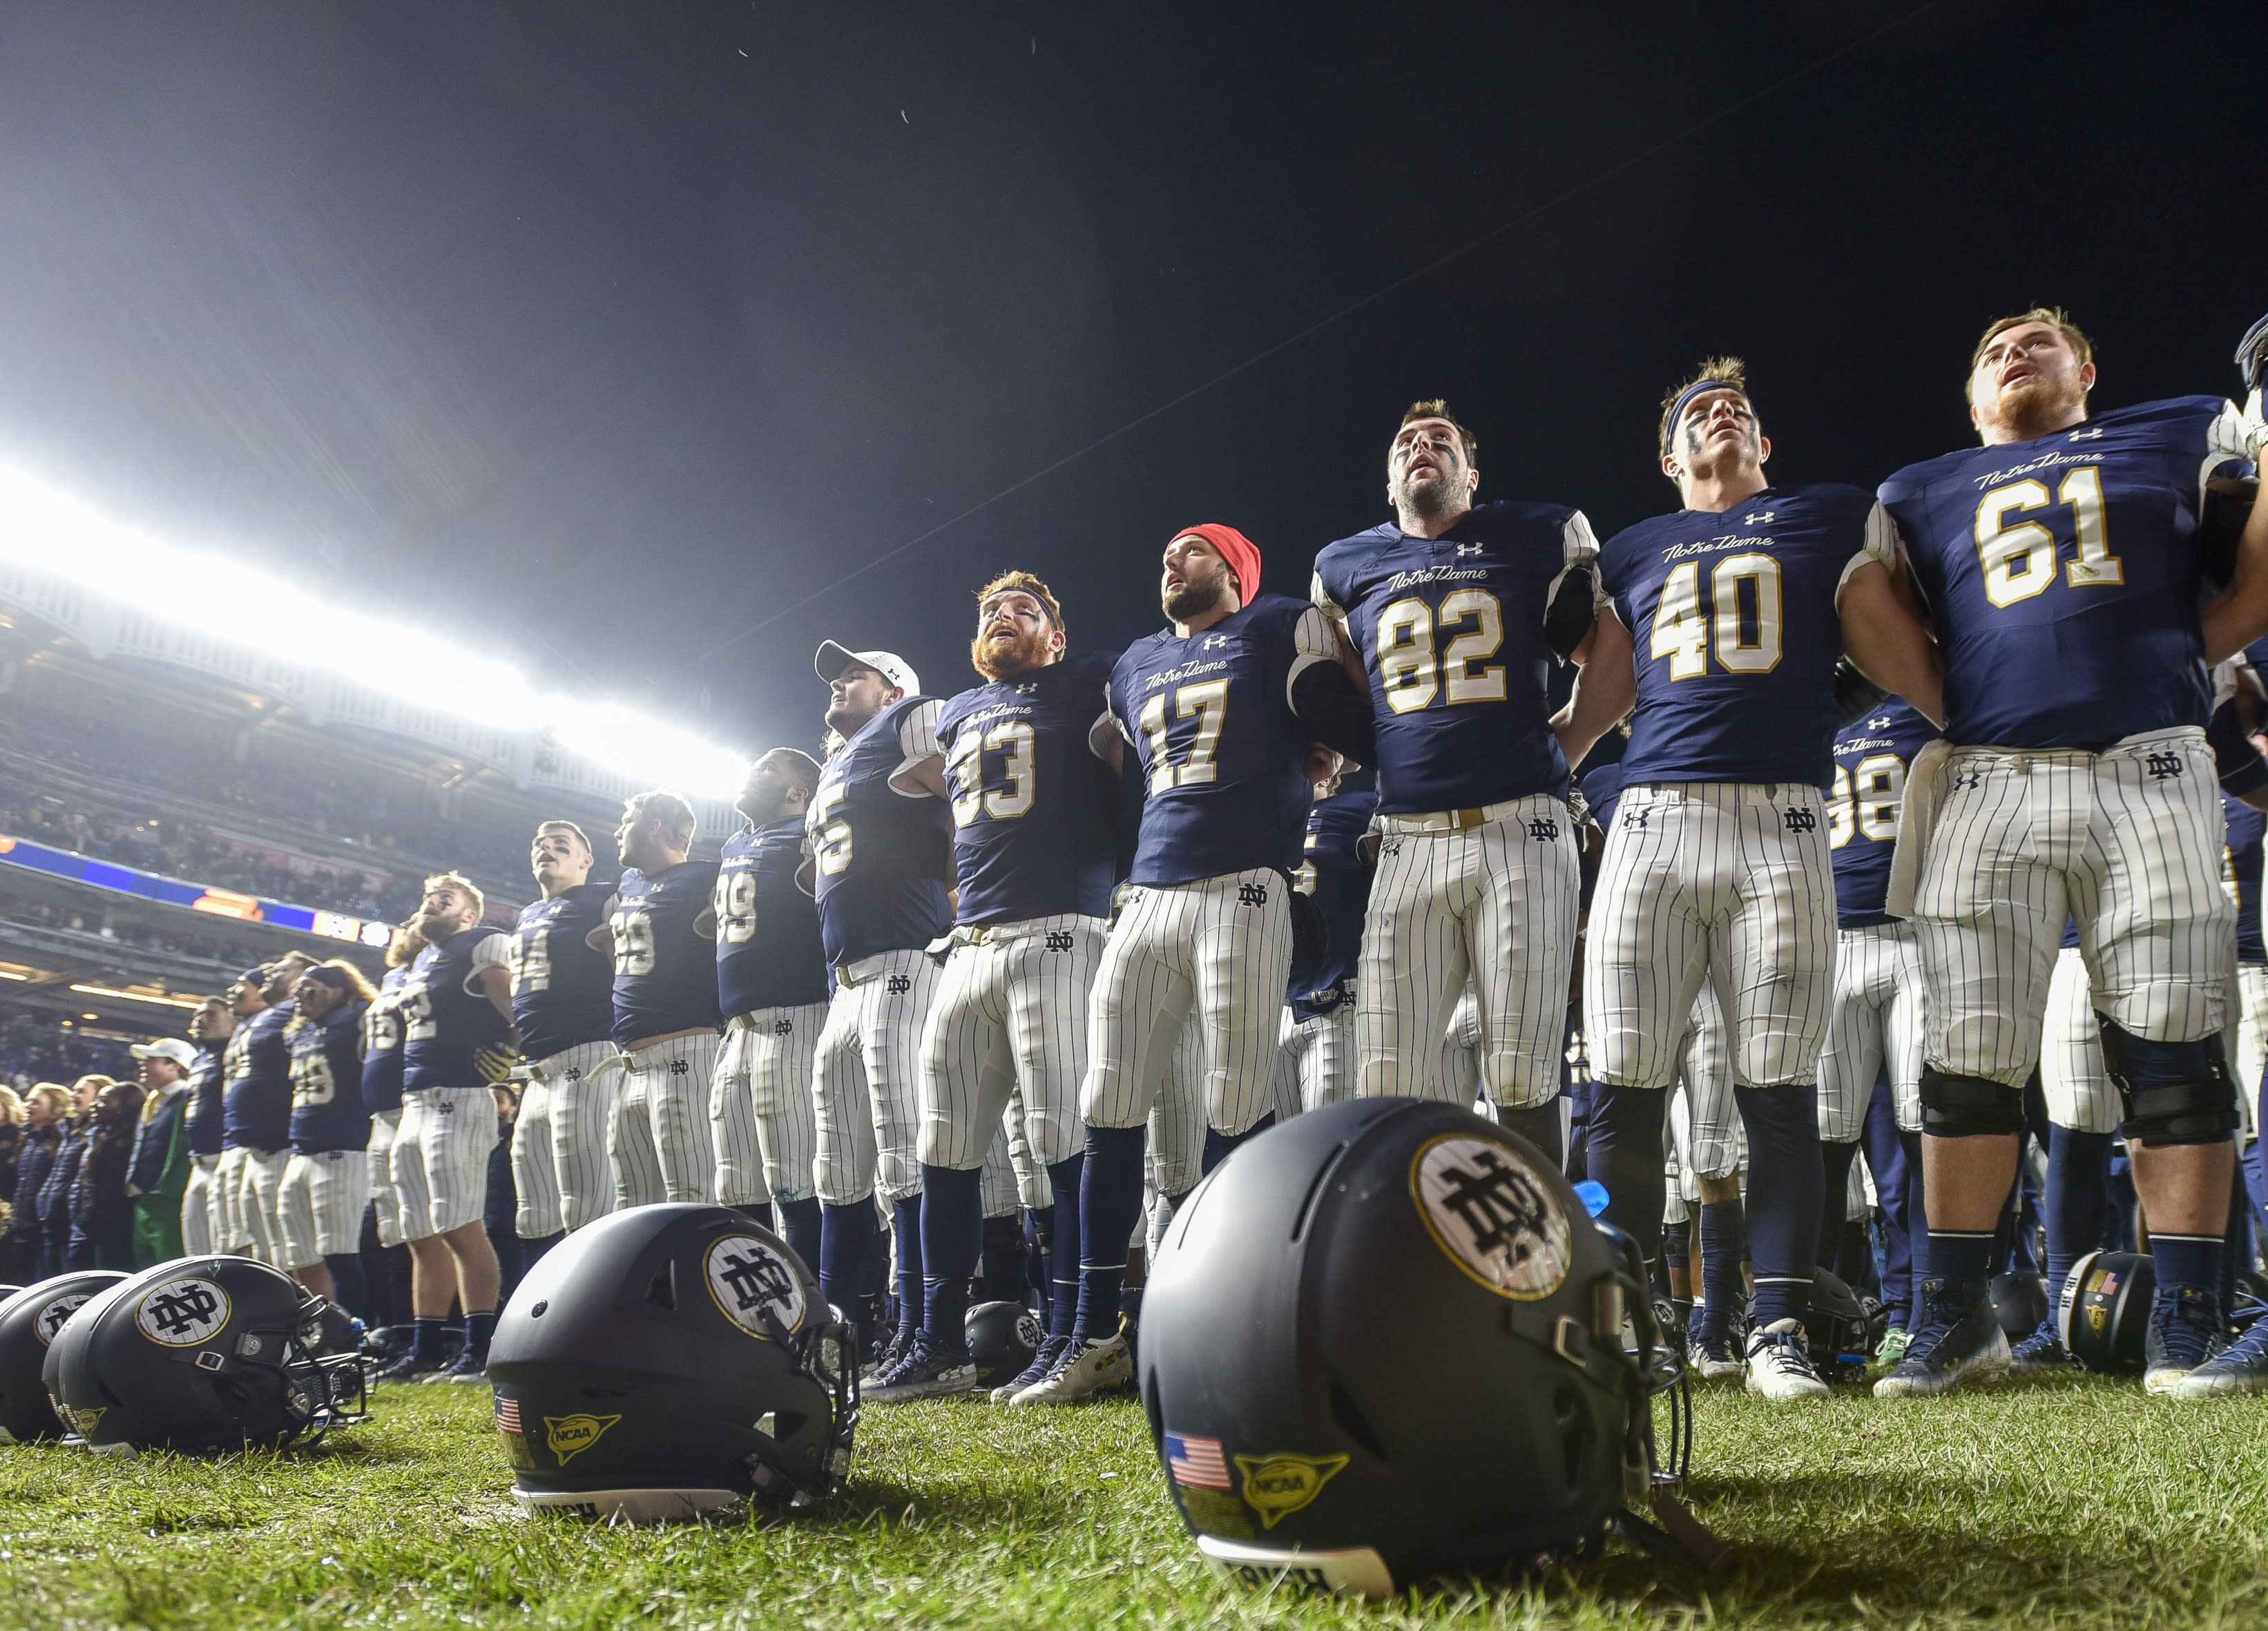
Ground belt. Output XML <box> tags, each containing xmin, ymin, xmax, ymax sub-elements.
<box><xmin>1377</xmin><ymin>796</ymin><xmax>1532</xmax><ymax>835</ymax></box>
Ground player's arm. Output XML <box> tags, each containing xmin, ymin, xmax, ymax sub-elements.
<box><xmin>1836</xmin><ymin>510</ymin><xmax>1945</xmax><ymax>726</ymax></box>
<box><xmin>1551</xmin><ymin>606</ymin><xmax>1634</xmax><ymax>771</ymax></box>
<box><xmin>1310</xmin><ymin>569</ymin><xmax>1370</xmax><ymax>694</ymax></box>
<box><xmin>1088</xmin><ymin>683</ymin><xmax>1127</xmax><ymax>780</ymax></box>
<box><xmin>887</xmin><ymin>700</ymin><xmax>948</xmax><ymax>798</ymax></box>
<box><xmin>1288</xmin><ymin>607</ymin><xmax>1374</xmax><ymax>766</ymax></box>
<box><xmin>2203</xmin><ymin>330</ymin><xmax>2268</xmax><ymax>661</ymax></box>
<box><xmin>463</xmin><ymin>934</ymin><xmax>518</xmax><ymax>1027</ymax></box>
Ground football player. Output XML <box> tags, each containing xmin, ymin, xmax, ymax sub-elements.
<box><xmin>177</xmin><ymin>994</ymin><xmax>233</xmax><ymax>1257</ymax></box>
<box><xmin>1012</xmin><ymin>523</ymin><xmax>1365</xmax><ymax>1405</ymax></box>
<box><xmin>1558</xmin><ymin>358</ymin><xmax>1941</xmax><ymax>1400</ymax></box>
<box><xmin>510</xmin><ymin>821</ymin><xmax>619</xmax><ymax>1239</ymax></box>
<box><xmin>1877</xmin><ymin>308</ymin><xmax>2267</xmax><ymax>1398</ymax></box>
<box><xmin>869</xmin><ymin>572</ymin><xmax>1118</xmax><ymax>1402</ymax></box>
<box><xmin>597</xmin><ymin>792</ymin><xmax>723</xmax><ymax>1209</ymax></box>
<box><xmin>1282</xmin><ymin>764</ymin><xmax>1376</xmax><ymax>1111</ymax></box>
<box><xmin>806</xmin><ymin>644</ymin><xmax>954</xmax><ymax>1373</ymax></box>
<box><xmin>361</xmin><ymin>922</ymin><xmax>423</xmax><ymax>1289</ymax></box>
<box><xmin>381</xmin><ymin>873</ymin><xmax>514</xmax><ymax>1384</ymax></box>
<box><xmin>713</xmin><ymin>748</ymin><xmax>829</xmax><ymax>1266</ymax></box>
<box><xmin>279</xmin><ymin>962</ymin><xmax>374</xmax><ymax>1311</ymax></box>
<box><xmin>222</xmin><ymin>953</ymin><xmax>314</xmax><ymax>1266</ymax></box>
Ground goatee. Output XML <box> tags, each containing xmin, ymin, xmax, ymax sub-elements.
<box><xmin>972</xmin><ymin>627</ymin><xmax>1052</xmax><ymax>682</ymax></box>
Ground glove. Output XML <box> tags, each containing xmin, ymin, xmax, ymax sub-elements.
<box><xmin>2200</xmin><ymin>476</ymin><xmax>2258</xmax><ymax>591</ymax></box>
<box><xmin>472</xmin><ymin>1043</ymin><xmax>520</xmax><ymax>1085</ymax></box>
<box><xmin>1832</xmin><ymin>655</ymin><xmax>1890</xmax><ymax>728</ymax></box>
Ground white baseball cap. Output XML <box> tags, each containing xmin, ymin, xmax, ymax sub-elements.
<box><xmin>130</xmin><ymin>1038</ymin><xmax>197</xmax><ymax>1067</ymax></box>
<box><xmin>815</xmin><ymin>641</ymin><xmax>918</xmax><ymax>697</ymax></box>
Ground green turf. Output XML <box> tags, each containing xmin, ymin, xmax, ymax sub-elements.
<box><xmin>3</xmin><ymin>1375</ymin><xmax>2265</xmax><ymax>1630</ymax></box>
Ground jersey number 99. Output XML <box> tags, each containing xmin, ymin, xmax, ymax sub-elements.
<box><xmin>713</xmin><ymin>869</ymin><xmax>759</xmax><ymax>945</ymax></box>
<box><xmin>610</xmin><ymin>909</ymin><xmax>657</xmax><ymax>977</ymax></box>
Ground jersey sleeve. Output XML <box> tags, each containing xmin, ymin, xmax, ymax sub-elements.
<box><xmin>1834</xmin><ymin>500</ymin><xmax>1901</xmax><ymax>608</ymax></box>
<box><xmin>897</xmin><ymin>699</ymin><xmax>943</xmax><ymax>764</ymax></box>
<box><xmin>2214</xmin><ymin>395</ymin><xmax>2267</xmax><ymax>479</ymax></box>
<box><xmin>1562</xmin><ymin>510</ymin><xmax>1601</xmax><ymax>572</ymax></box>
<box><xmin>1284</xmin><ymin>605</ymin><xmax>1338</xmax><ymax>704</ymax></box>
<box><xmin>462</xmin><ymin>929</ymin><xmax>510</xmax><ymax>994</ymax></box>
<box><xmin>1311</xmin><ymin>561</ymin><xmax>1346</xmax><ymax>621</ymax></box>
<box><xmin>1093</xmin><ymin>669</ymin><xmax>1133</xmax><ymax>757</ymax></box>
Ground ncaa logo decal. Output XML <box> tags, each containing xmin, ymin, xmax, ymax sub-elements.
<box><xmin>135</xmin><ymin>1277</ymin><xmax>231</xmax><ymax>1347</ymax></box>
<box><xmin>1235</xmin><ymin>1451</ymin><xmax>1349</xmax><ymax>1530</ymax></box>
<box><xmin>35</xmin><ymin>1293</ymin><xmax>92</xmax><ymax>1347</ymax></box>
<box><xmin>704</xmin><ymin>1234</ymin><xmax>807</xmax><ymax>1340</ymax></box>
<box><xmin>1409</xmin><ymin>1135</ymin><xmax>1573</xmax><ymax>1301</ymax></box>
<box><xmin>544</xmin><ymin>1413</ymin><xmax>620</xmax><ymax>1467</ymax></box>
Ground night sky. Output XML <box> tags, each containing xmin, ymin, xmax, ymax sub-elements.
<box><xmin>0</xmin><ymin>1</ymin><xmax>2256</xmax><ymax>760</ymax></box>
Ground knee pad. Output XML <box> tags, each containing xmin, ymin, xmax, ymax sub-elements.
<box><xmin>1918</xmin><ymin>1065</ymin><xmax>2026</xmax><ymax>1138</ymax></box>
<box><xmin>2095</xmin><ymin>1019</ymin><xmax>2240</xmax><ymax>1147</ymax></box>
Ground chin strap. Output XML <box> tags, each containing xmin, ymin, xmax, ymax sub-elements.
<box><xmin>744</xmin><ymin>1304</ymin><xmax>861</xmax><ymax>1506</ymax></box>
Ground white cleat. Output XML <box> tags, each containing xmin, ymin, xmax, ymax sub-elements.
<box><xmin>1745</xmin><ymin>1318</ymin><xmax>1830</xmax><ymax>1401</ymax></box>
<box><xmin>1008</xmin><ymin>1333</ymin><xmax>1131</xmax><ymax>1405</ymax></box>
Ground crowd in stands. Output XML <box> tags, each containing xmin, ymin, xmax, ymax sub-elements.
<box><xmin>0</xmin><ymin>1003</ymin><xmax>135</xmax><ymax>1093</ymax></box>
<box><xmin>0</xmin><ymin>889</ymin><xmax>257</xmax><ymax>972</ymax></box>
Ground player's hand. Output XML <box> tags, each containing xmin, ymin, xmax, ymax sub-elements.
<box><xmin>1303</xmin><ymin>742</ymin><xmax>1345</xmax><ymax>785</ymax></box>
<box><xmin>472</xmin><ymin>1043</ymin><xmax>520</xmax><ymax>1085</ymax></box>
<box><xmin>2236</xmin><ymin>313</ymin><xmax>2268</xmax><ymax>455</ymax></box>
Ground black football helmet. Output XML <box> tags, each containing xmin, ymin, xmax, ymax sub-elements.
<box><xmin>2059</xmin><ymin>1250</ymin><xmax>2156</xmax><ymax>1373</ymax></box>
<box><xmin>1804</xmin><ymin>1269</ymin><xmax>1874</xmax><ymax>1383</ymax></box>
<box><xmin>1990</xmin><ymin>1271</ymin><xmax>2051</xmax><ymax>1340</ymax></box>
<box><xmin>0</xmin><ymin>1272</ymin><xmax>127</xmax><ymax>1443</ymax></box>
<box><xmin>42</xmin><ymin>1257</ymin><xmax>366</xmax><ymax>1455</ymax></box>
<box><xmin>486</xmin><ymin>1203</ymin><xmax>856</xmax><ymax>1523</ymax></box>
<box><xmin>965</xmin><ymin>1300</ymin><xmax>1041</xmax><ymax>1391</ymax></box>
<box><xmin>1139</xmin><ymin>1098</ymin><xmax>1686</xmax><ymax>1597</ymax></box>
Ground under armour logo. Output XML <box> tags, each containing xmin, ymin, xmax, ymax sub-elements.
<box><xmin>1045</xmin><ymin>932</ymin><xmax>1075</xmax><ymax>952</ymax></box>
<box><xmin>669</xmin><ymin>1058</ymin><xmax>690</xmax><ymax>1075</ymax></box>
<box><xmin>887</xmin><ymin>973</ymin><xmax>912</xmax><ymax>994</ymax></box>
<box><xmin>1743</xmin><ymin>510</ymin><xmax>1776</xmax><ymax>524</ymax></box>
<box><xmin>773</xmin><ymin>1018</ymin><xmax>794</xmax><ymax>1036</ymax></box>
<box><xmin>1622</xmin><ymin>808</ymin><xmax>1648</xmax><ymax>830</ymax></box>
<box><xmin>2146</xmin><ymin>751</ymin><xmax>2183</xmax><ymax>780</ymax></box>
<box><xmin>1454</xmin><ymin>542</ymin><xmax>1483</xmax><ymax>558</ymax></box>
<box><xmin>1013</xmin><ymin>682</ymin><xmax>1039</xmax><ymax>695</ymax></box>
<box><xmin>1202</xmin><ymin>635</ymin><xmax>1230</xmax><ymax>650</ymax></box>
<box><xmin>1433</xmin><ymin>1148</ymin><xmax>1557</xmax><ymax>1266</ymax></box>
<box><xmin>2068</xmin><ymin>427</ymin><xmax>2104</xmax><ymax>441</ymax></box>
<box><xmin>1953</xmin><ymin>770</ymin><xmax>1983</xmax><ymax>790</ymax></box>
<box><xmin>715</xmin><ymin>1244</ymin><xmax>794</xmax><ymax>1314</ymax></box>
<box><xmin>1237</xmin><ymin>882</ymin><xmax>1269</xmax><ymax>907</ymax></box>
<box><xmin>1867</xmin><ymin>715</ymin><xmax>1892</xmax><ymax>729</ymax></box>
<box><xmin>1526</xmin><ymin>816</ymin><xmax>1559</xmax><ymax>842</ymax></box>
<box><xmin>145</xmin><ymin>1284</ymin><xmax>220</xmax><ymax>1340</ymax></box>
<box><xmin>1783</xmin><ymin>807</ymin><xmax>1818</xmax><ymax>833</ymax></box>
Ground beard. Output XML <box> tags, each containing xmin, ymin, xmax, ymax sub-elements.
<box><xmin>1162</xmin><ymin>575</ymin><xmax>1233</xmax><ymax>626</ymax></box>
<box><xmin>1390</xmin><ymin>466</ymin><xmax>1463</xmax><ymax>519</ymax></box>
<box><xmin>1987</xmin><ymin>372</ymin><xmax>2086</xmax><ymax>438</ymax></box>
<box><xmin>972</xmin><ymin>626</ymin><xmax>1053</xmax><ymax>682</ymax></box>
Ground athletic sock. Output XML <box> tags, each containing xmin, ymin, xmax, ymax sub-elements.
<box><xmin>773</xmin><ymin>1196</ymin><xmax>822</xmax><ymax>1271</ymax></box>
<box><xmin>1072</xmin><ymin>1126</ymin><xmax>1146</xmax><ymax>1344</ymax></box>
<box><xmin>1586</xmin><ymin>1081</ymin><xmax>1669</xmax><ymax>1262</ymax></box>
<box><xmin>462</xmin><ymin>1309</ymin><xmax>496</xmax><ymax>1366</ymax></box>
<box><xmin>2043</xmin><ymin>1126</ymin><xmax>2112</xmax><ymax>1313</ymax></box>
<box><xmin>818</xmin><ymin>1201</ymin><xmax>879</xmax><ymax>1330</ymax></box>
<box><xmin>410</xmin><ymin>1315</ymin><xmax>444</xmax><ymax>1364</ymax></box>
<box><xmin>1818</xmin><ymin>1138</ymin><xmax>1861</xmax><ymax>1268</ymax></box>
<box><xmin>1200</xmin><ymin>1112</ymin><xmax>1275</xmax><ymax>1177</ymax></box>
<box><xmin>323</xmin><ymin>1253</ymin><xmax>367</xmax><ymax>1320</ymax></box>
<box><xmin>916</xmin><ymin>1164</ymin><xmax>982</xmax><ymax>1347</ymax></box>
<box><xmin>892</xmin><ymin>1196</ymin><xmax>925</xmax><ymax>1338</ymax></box>
<box><xmin>1737</xmin><ymin>1081</ymin><xmax>1823</xmax><ymax>1329</ymax></box>
<box><xmin>1495</xmin><ymin>1101</ymin><xmax>1564</xmax><ymax>1168</ymax></box>
<box><xmin>1697</xmin><ymin>1198</ymin><xmax>1747</xmax><ymax>1344</ymax></box>
<box><xmin>2153</xmin><ymin>1231</ymin><xmax>2224</xmax><ymax>1300</ymax></box>
<box><xmin>1924</xmin><ymin>1228</ymin><xmax>1995</xmax><ymax>1295</ymax></box>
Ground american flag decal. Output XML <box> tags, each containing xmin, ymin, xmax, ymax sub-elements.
<box><xmin>1164</xmin><ymin>1431</ymin><xmax>1231</xmax><ymax>1491</ymax></box>
<box><xmin>494</xmin><ymin>1395</ymin><xmax>522</xmax><ymax>1434</ymax></box>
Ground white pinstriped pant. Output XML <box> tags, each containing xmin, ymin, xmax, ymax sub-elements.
<box><xmin>814</xmin><ymin>947</ymin><xmax>940</xmax><ymax>1206</ymax></box>
<box><xmin>1356</xmin><ymin>796</ymin><xmax>1580</xmax><ymax>1107</ymax></box>
<box><xmin>1667</xmin><ymin>979</ymin><xmax>1739</xmax><ymax>1193</ymax></box>
<box><xmin>609</xmin><ymin>1032</ymin><xmax>719</xmax><ymax>1208</ymax></box>
<box><xmin>278</xmin><ymin>1148</ymin><xmax>367</xmax><ymax>1266</ymax></box>
<box><xmin>365</xmin><ymin>1110</ymin><xmax>401</xmax><ymax>1247</ymax></box>
<box><xmin>1279</xmin><ymin>998</ymin><xmax>1356</xmax><ymax>1113</ymax></box>
<box><xmin>919</xmin><ymin>914</ymin><xmax>1100</xmax><ymax>1173</ymax></box>
<box><xmin>515</xmin><ymin>1039</ymin><xmax>619</xmax><ymax>1235</ymax></box>
<box><xmin>713</xmin><ymin>1005</ymin><xmax>825</xmax><ymax>1208</ymax></box>
<box><xmin>2040</xmin><ymin>947</ymin><xmax>2251</xmax><ymax>1135</ymax></box>
<box><xmin>1586</xmin><ymin>781</ymin><xmax>1836</xmax><ymax>1092</ymax></box>
<box><xmin>1912</xmin><ymin>728</ymin><xmax>2231</xmax><ymax>1088</ymax></box>
<box><xmin>1816</xmin><ymin>920</ymin><xmax>1925</xmax><ymax>1139</ymax></box>
<box><xmin>180</xmin><ymin>1152</ymin><xmax>220</xmax><ymax>1257</ymax></box>
<box><xmin>392</xmin><ymin>1087</ymin><xmax>496</xmax><ymax>1239</ymax></box>
<box><xmin>1082</xmin><ymin>869</ymin><xmax>1290</xmax><ymax>1137</ymax></box>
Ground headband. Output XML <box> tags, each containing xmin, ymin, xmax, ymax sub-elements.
<box><xmin>1662</xmin><ymin>380</ymin><xmax>1742</xmax><ymax>456</ymax></box>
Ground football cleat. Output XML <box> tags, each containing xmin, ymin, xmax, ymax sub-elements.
<box><xmin>2171</xmin><ymin>1316</ymin><xmax>2268</xmax><ymax>1398</ymax></box>
<box><xmin>991</xmin><ymin>1333</ymin><xmax>1069</xmax><ymax>1403</ymax></box>
<box><xmin>421</xmin><ymin>1347</ymin><xmax>487</xmax><ymax>1384</ymax></box>
<box><xmin>1008</xmin><ymin>1331</ymin><xmax>1131</xmax><ymax>1405</ymax></box>
<box><xmin>865</xmin><ymin>1333</ymin><xmax>978</xmax><ymax>1403</ymax></box>
<box><xmin>1874</xmin><ymin>1326</ymin><xmax>1910</xmax><ymax>1367</ymax></box>
<box><xmin>861</xmin><ymin>1322</ymin><xmax>914</xmax><ymax>1384</ymax></box>
<box><xmin>374</xmin><ymin>1351</ymin><xmax>443</xmax><ymax>1384</ymax></box>
<box><xmin>1687</xmin><ymin>1331</ymin><xmax>1746</xmax><ymax>1382</ymax></box>
<box><xmin>1745</xmin><ymin>1318</ymin><xmax>1829</xmax><ymax>1401</ymax></box>
<box><xmin>1873</xmin><ymin>1277</ymin><xmax>2010</xmax><ymax>1398</ymax></box>
<box><xmin>2142</xmin><ymin>1286</ymin><xmax>2223</xmax><ymax>1396</ymax></box>
<box><xmin>2010</xmin><ymin>1318</ymin><xmax>2075</xmax><ymax>1372</ymax></box>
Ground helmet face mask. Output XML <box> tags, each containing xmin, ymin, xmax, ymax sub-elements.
<box><xmin>1137</xmin><ymin>1100</ymin><xmax>1672</xmax><ymax>1598</ymax></box>
<box><xmin>41</xmin><ymin>1259</ymin><xmax>366</xmax><ymax>1456</ymax></box>
<box><xmin>486</xmin><ymin>1204</ymin><xmax>857</xmax><ymax>1522</ymax></box>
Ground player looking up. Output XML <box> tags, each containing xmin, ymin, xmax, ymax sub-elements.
<box><xmin>279</xmin><ymin>962</ymin><xmax>374</xmax><ymax>1311</ymax></box>
<box><xmin>713</xmin><ymin>748</ymin><xmax>829</xmax><ymax>1266</ymax></box>
<box><xmin>510</xmin><ymin>821</ymin><xmax>619</xmax><ymax>1242</ymax></box>
<box><xmin>1311</xmin><ymin>400</ymin><xmax>1595</xmax><ymax>1155</ymax></box>
<box><xmin>177</xmin><ymin>994</ymin><xmax>233</xmax><ymax>1257</ymax></box>
<box><xmin>380</xmin><ymin>874</ymin><xmax>513</xmax><ymax>1384</ymax></box>
<box><xmin>806</xmin><ymin>643</ymin><xmax>956</xmax><ymax>1376</ymax></box>
<box><xmin>1874</xmin><ymin>309</ymin><xmax>2267</xmax><ymax>1399</ymax></box>
<box><xmin>1012</xmin><ymin>523</ymin><xmax>1366</xmax><ymax>1405</ymax></box>
<box><xmin>222</xmin><ymin>953</ymin><xmax>314</xmax><ymax>1266</ymax></box>
<box><xmin>1558</xmin><ymin>358</ymin><xmax>1942</xmax><ymax>1402</ymax></box>
<box><xmin>597</xmin><ymin>791</ymin><xmax>723</xmax><ymax>1209</ymax></box>
<box><xmin>867</xmin><ymin>572</ymin><xmax>1119</xmax><ymax>1402</ymax></box>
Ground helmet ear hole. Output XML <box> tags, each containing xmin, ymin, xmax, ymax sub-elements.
<box><xmin>1142</xmin><ymin>1369</ymin><xmax>1164</xmax><ymax>1444</ymax></box>
<box><xmin>646</xmin><ymin>1264</ymin><xmax>677</xmax><ymax>1311</ymax></box>
<box><xmin>1327</xmin><ymin>1373</ymin><xmax>1387</xmax><ymax>1462</ymax></box>
<box><xmin>1553</xmin><ymin>1387</ymin><xmax>1593</xmax><ymax>1493</ymax></box>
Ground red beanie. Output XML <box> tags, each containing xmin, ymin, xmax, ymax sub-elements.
<box><xmin>1174</xmin><ymin>523</ymin><xmax>1261</xmax><ymax>608</ymax></box>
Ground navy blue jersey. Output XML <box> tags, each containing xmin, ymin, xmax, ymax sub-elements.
<box><xmin>939</xmin><ymin>649</ymin><xmax>1123</xmax><ymax>924</ymax></box>
<box><xmin>221</xmin><ymin>1003</ymin><xmax>295</xmax><ymax>1151</ymax></box>
<box><xmin>401</xmin><ymin>927</ymin><xmax>514</xmax><ymax>1092</ymax></box>
<box><xmin>1828</xmin><ymin>699</ymin><xmax>1943</xmax><ymax>927</ymax></box>
<box><xmin>183</xmin><ymin>1039</ymin><xmax>228</xmax><ymax>1158</ymax></box>
<box><xmin>608</xmin><ymin>860</ymin><xmax>723</xmax><ymax>1044</ymax></box>
<box><xmin>360</xmin><ymin>966</ymin><xmax>408</xmax><ymax>1117</ymax></box>
<box><xmin>1313</xmin><ymin>500</ymin><xmax>1597</xmax><ymax>815</ymax></box>
<box><xmin>1880</xmin><ymin>397</ymin><xmax>2252</xmax><ymax>749</ymax></box>
<box><xmin>809</xmin><ymin>695</ymin><xmax>955</xmax><ymax>964</ymax></box>
<box><xmin>2227</xmin><ymin>791</ymin><xmax>2265</xmax><ymax>965</ymax></box>
<box><xmin>1289</xmin><ymin>789</ymin><xmax>1376</xmax><ymax>1021</ymax></box>
<box><xmin>1111</xmin><ymin>592</ymin><xmax>1337</xmax><ymax>885</ymax></box>
<box><xmin>289</xmin><ymin>1003</ymin><xmax>370</xmax><ymax>1153</ymax></box>
<box><xmin>510</xmin><ymin>883</ymin><xmax>617</xmax><ymax>1059</ymax></box>
<box><xmin>1602</xmin><ymin>484</ymin><xmax>1886</xmax><ymax>788</ymax></box>
<box><xmin>715</xmin><ymin>817</ymin><xmax>830</xmax><ymax>1014</ymax></box>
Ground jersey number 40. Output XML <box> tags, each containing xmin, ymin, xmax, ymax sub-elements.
<box><xmin>1651</xmin><ymin>556</ymin><xmax>1783</xmax><ymax>679</ymax></box>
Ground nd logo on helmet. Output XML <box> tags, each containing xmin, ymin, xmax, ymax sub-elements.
<box><xmin>544</xmin><ymin>1413</ymin><xmax>622</xmax><ymax>1467</ymax></box>
<box><xmin>1232</xmin><ymin>1452</ymin><xmax>1349</xmax><ymax>1529</ymax></box>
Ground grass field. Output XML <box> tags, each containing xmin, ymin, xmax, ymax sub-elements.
<box><xmin>3</xmin><ymin>1373</ymin><xmax>2266</xmax><ymax>1630</ymax></box>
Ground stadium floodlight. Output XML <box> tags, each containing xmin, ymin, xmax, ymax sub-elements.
<box><xmin>0</xmin><ymin>463</ymin><xmax>751</xmax><ymax>799</ymax></box>
<box><xmin>69</xmin><ymin>984</ymin><xmax>205</xmax><ymax>1010</ymax></box>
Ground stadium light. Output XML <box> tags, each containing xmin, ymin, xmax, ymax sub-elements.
<box><xmin>0</xmin><ymin>463</ymin><xmax>751</xmax><ymax>798</ymax></box>
<box><xmin>68</xmin><ymin>983</ymin><xmax>206</xmax><ymax>1010</ymax></box>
